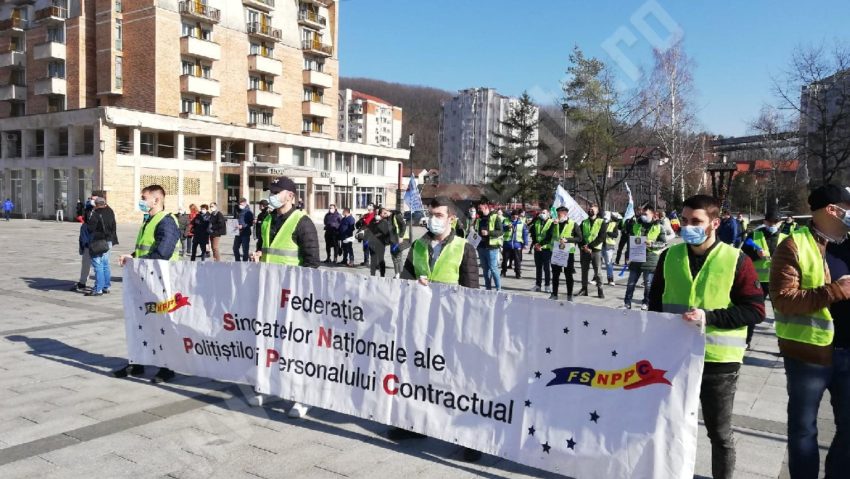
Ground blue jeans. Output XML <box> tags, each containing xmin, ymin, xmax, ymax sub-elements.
<box><xmin>233</xmin><ymin>234</ymin><xmax>251</xmax><ymax>261</ymax></box>
<box><xmin>479</xmin><ymin>248</ymin><xmax>501</xmax><ymax>290</ymax></box>
<box><xmin>602</xmin><ymin>246</ymin><xmax>615</xmax><ymax>281</ymax></box>
<box><xmin>624</xmin><ymin>267</ymin><xmax>653</xmax><ymax>306</ymax></box>
<box><xmin>91</xmin><ymin>242</ymin><xmax>112</xmax><ymax>293</ymax></box>
<box><xmin>785</xmin><ymin>349</ymin><xmax>850</xmax><ymax>479</ymax></box>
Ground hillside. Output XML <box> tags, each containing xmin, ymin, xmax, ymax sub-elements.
<box><xmin>340</xmin><ymin>77</ymin><xmax>454</xmax><ymax>170</ymax></box>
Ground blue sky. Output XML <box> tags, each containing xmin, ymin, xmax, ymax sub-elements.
<box><xmin>338</xmin><ymin>0</ymin><xmax>850</xmax><ymax>136</ymax></box>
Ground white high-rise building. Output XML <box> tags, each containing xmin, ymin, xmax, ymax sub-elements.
<box><xmin>438</xmin><ymin>88</ymin><xmax>537</xmax><ymax>185</ymax></box>
<box><xmin>338</xmin><ymin>89</ymin><xmax>403</xmax><ymax>148</ymax></box>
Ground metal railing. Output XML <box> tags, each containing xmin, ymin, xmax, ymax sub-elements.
<box><xmin>179</xmin><ymin>2</ymin><xmax>221</xmax><ymax>23</ymax></box>
<box><xmin>298</xmin><ymin>10</ymin><xmax>326</xmax><ymax>26</ymax></box>
<box><xmin>301</xmin><ymin>39</ymin><xmax>332</xmax><ymax>55</ymax></box>
<box><xmin>246</xmin><ymin>0</ymin><xmax>275</xmax><ymax>7</ymax></box>
<box><xmin>34</xmin><ymin>6</ymin><xmax>68</xmax><ymax>22</ymax></box>
<box><xmin>246</xmin><ymin>22</ymin><xmax>281</xmax><ymax>41</ymax></box>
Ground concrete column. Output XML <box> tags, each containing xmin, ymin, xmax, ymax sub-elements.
<box><xmin>132</xmin><ymin>127</ymin><xmax>141</xmax><ymax>157</ymax></box>
<box><xmin>68</xmin><ymin>126</ymin><xmax>78</xmax><ymax>157</ymax></box>
<box><xmin>20</xmin><ymin>130</ymin><xmax>32</xmax><ymax>159</ymax></box>
<box><xmin>213</xmin><ymin>137</ymin><xmax>222</xmax><ymax>205</ymax></box>
<box><xmin>176</xmin><ymin>133</ymin><xmax>185</xmax><ymax>160</ymax></box>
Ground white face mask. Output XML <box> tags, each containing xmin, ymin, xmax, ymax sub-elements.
<box><xmin>201</xmin><ymin>209</ymin><xmax>208</xmax><ymax>214</ymax></box>
<box><xmin>427</xmin><ymin>217</ymin><xmax>446</xmax><ymax>235</ymax></box>
<box><xmin>210</xmin><ymin>205</ymin><xmax>217</xmax><ymax>212</ymax></box>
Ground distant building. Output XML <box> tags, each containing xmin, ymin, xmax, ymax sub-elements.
<box><xmin>799</xmin><ymin>71</ymin><xmax>850</xmax><ymax>184</ymax></box>
<box><xmin>338</xmin><ymin>89</ymin><xmax>403</xmax><ymax>148</ymax></box>
<box><xmin>438</xmin><ymin>88</ymin><xmax>538</xmax><ymax>185</ymax></box>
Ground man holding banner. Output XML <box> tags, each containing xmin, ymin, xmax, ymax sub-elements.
<box><xmin>252</xmin><ymin>175</ymin><xmax>320</xmax><ymax>418</ymax></box>
<box><xmin>650</xmin><ymin>194</ymin><xmax>765</xmax><ymax>479</ymax></box>
<box><xmin>549</xmin><ymin>206</ymin><xmax>581</xmax><ymax>301</ymax></box>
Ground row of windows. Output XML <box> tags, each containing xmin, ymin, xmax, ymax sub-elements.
<box><xmin>291</xmin><ymin>149</ymin><xmax>387</xmax><ymax>176</ymax></box>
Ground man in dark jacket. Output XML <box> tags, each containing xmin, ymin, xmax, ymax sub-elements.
<box><xmin>208</xmin><ymin>202</ymin><xmax>227</xmax><ymax>261</ymax></box>
<box><xmin>338</xmin><ymin>208</ymin><xmax>356</xmax><ymax>266</ymax></box>
<box><xmin>389</xmin><ymin>209</ymin><xmax>407</xmax><ymax>278</ymax></box>
<box><xmin>85</xmin><ymin>198</ymin><xmax>118</xmax><ymax>296</ymax></box>
<box><xmin>323</xmin><ymin>204</ymin><xmax>342</xmax><ymax>263</ymax></box>
<box><xmin>475</xmin><ymin>203</ymin><xmax>504</xmax><ymax>291</ymax></box>
<box><xmin>366</xmin><ymin>207</ymin><xmax>393</xmax><ymax>277</ymax></box>
<box><xmin>616</xmin><ymin>215</ymin><xmax>636</xmax><ymax>264</ymax></box>
<box><xmin>232</xmin><ymin>198</ymin><xmax>254</xmax><ymax>262</ymax></box>
<box><xmin>717</xmin><ymin>211</ymin><xmax>739</xmax><ymax>245</ymax></box>
<box><xmin>254</xmin><ymin>199</ymin><xmax>270</xmax><ymax>253</ymax></box>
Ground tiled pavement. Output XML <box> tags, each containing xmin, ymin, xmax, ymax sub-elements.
<box><xmin>0</xmin><ymin>220</ymin><xmax>835</xmax><ymax>478</ymax></box>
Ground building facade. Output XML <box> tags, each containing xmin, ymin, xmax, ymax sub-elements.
<box><xmin>438</xmin><ymin>87</ymin><xmax>537</xmax><ymax>185</ymax></box>
<box><xmin>338</xmin><ymin>89</ymin><xmax>402</xmax><ymax>148</ymax></box>
<box><xmin>0</xmin><ymin>0</ymin><xmax>408</xmax><ymax>221</ymax></box>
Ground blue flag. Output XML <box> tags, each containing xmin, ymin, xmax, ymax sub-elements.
<box><xmin>403</xmin><ymin>174</ymin><xmax>424</xmax><ymax>212</ymax></box>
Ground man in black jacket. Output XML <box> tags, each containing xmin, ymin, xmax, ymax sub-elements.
<box><xmin>85</xmin><ymin>198</ymin><xmax>118</xmax><ymax>296</ymax></box>
<box><xmin>208</xmin><ymin>202</ymin><xmax>227</xmax><ymax>261</ymax></box>
<box><xmin>367</xmin><ymin>207</ymin><xmax>393</xmax><ymax>277</ymax></box>
<box><xmin>254</xmin><ymin>199</ymin><xmax>270</xmax><ymax>253</ymax></box>
<box><xmin>232</xmin><ymin>198</ymin><xmax>254</xmax><ymax>262</ymax></box>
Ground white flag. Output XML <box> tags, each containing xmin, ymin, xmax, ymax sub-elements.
<box><xmin>553</xmin><ymin>185</ymin><xmax>589</xmax><ymax>223</ymax></box>
<box><xmin>623</xmin><ymin>182</ymin><xmax>635</xmax><ymax>220</ymax></box>
<box><xmin>403</xmin><ymin>174</ymin><xmax>424</xmax><ymax>212</ymax></box>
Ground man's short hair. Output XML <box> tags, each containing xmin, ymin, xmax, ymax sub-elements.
<box><xmin>429</xmin><ymin>196</ymin><xmax>457</xmax><ymax>216</ymax></box>
<box><xmin>683</xmin><ymin>194</ymin><xmax>721</xmax><ymax>220</ymax></box>
<box><xmin>641</xmin><ymin>204</ymin><xmax>655</xmax><ymax>212</ymax></box>
<box><xmin>240</xmin><ymin>198</ymin><xmax>248</xmax><ymax>203</ymax></box>
<box><xmin>142</xmin><ymin>185</ymin><xmax>166</xmax><ymax>197</ymax></box>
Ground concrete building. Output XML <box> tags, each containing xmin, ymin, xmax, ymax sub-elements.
<box><xmin>438</xmin><ymin>87</ymin><xmax>538</xmax><ymax>185</ymax></box>
<box><xmin>337</xmin><ymin>89</ymin><xmax>402</xmax><ymax>148</ymax></box>
<box><xmin>0</xmin><ymin>0</ymin><xmax>408</xmax><ymax>221</ymax></box>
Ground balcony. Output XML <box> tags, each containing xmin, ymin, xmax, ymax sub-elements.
<box><xmin>302</xmin><ymin>0</ymin><xmax>332</xmax><ymax>7</ymax></box>
<box><xmin>179</xmin><ymin>1</ymin><xmax>221</xmax><ymax>23</ymax></box>
<box><xmin>180</xmin><ymin>36</ymin><xmax>221</xmax><ymax>61</ymax></box>
<box><xmin>180</xmin><ymin>74</ymin><xmax>220</xmax><ymax>97</ymax></box>
<box><xmin>35</xmin><ymin>77</ymin><xmax>66</xmax><ymax>96</ymax></box>
<box><xmin>33</xmin><ymin>42</ymin><xmax>66</xmax><ymax>61</ymax></box>
<box><xmin>0</xmin><ymin>49</ymin><xmax>24</xmax><ymax>68</ymax></box>
<box><xmin>298</xmin><ymin>10</ymin><xmax>327</xmax><ymax>29</ymax></box>
<box><xmin>302</xmin><ymin>100</ymin><xmax>332</xmax><ymax>118</ymax></box>
<box><xmin>301</xmin><ymin>39</ymin><xmax>332</xmax><ymax>57</ymax></box>
<box><xmin>34</xmin><ymin>6</ymin><xmax>68</xmax><ymax>23</ymax></box>
<box><xmin>243</xmin><ymin>0</ymin><xmax>275</xmax><ymax>11</ymax></box>
<box><xmin>247</xmin><ymin>22</ymin><xmax>281</xmax><ymax>42</ymax></box>
<box><xmin>302</xmin><ymin>69</ymin><xmax>332</xmax><ymax>88</ymax></box>
<box><xmin>0</xmin><ymin>84</ymin><xmax>26</xmax><ymax>101</ymax></box>
<box><xmin>248</xmin><ymin>121</ymin><xmax>279</xmax><ymax>131</ymax></box>
<box><xmin>0</xmin><ymin>17</ymin><xmax>27</xmax><ymax>32</ymax></box>
<box><xmin>248</xmin><ymin>89</ymin><xmax>280</xmax><ymax>109</ymax></box>
<box><xmin>248</xmin><ymin>54</ymin><xmax>282</xmax><ymax>76</ymax></box>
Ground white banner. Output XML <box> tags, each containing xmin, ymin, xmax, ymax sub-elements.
<box><xmin>629</xmin><ymin>236</ymin><xmax>648</xmax><ymax>263</ymax></box>
<box><xmin>123</xmin><ymin>260</ymin><xmax>705</xmax><ymax>478</ymax></box>
<box><xmin>553</xmin><ymin>185</ymin><xmax>589</xmax><ymax>224</ymax></box>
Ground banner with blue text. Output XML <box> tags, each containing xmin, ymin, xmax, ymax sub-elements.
<box><xmin>123</xmin><ymin>260</ymin><xmax>705</xmax><ymax>478</ymax></box>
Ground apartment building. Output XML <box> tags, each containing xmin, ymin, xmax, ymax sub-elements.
<box><xmin>338</xmin><ymin>88</ymin><xmax>402</xmax><ymax>148</ymax></box>
<box><xmin>0</xmin><ymin>0</ymin><xmax>408</xmax><ymax>221</ymax></box>
<box><xmin>438</xmin><ymin>88</ymin><xmax>538</xmax><ymax>185</ymax></box>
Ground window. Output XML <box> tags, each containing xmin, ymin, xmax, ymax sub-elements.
<box><xmin>250</xmin><ymin>42</ymin><xmax>274</xmax><ymax>57</ymax></box>
<box><xmin>304</xmin><ymin>57</ymin><xmax>324</xmax><ymax>72</ymax></box>
<box><xmin>355</xmin><ymin>187</ymin><xmax>373</xmax><ymax>209</ymax></box>
<box><xmin>30</xmin><ymin>169</ymin><xmax>43</xmax><ymax>214</ymax></box>
<box><xmin>376</xmin><ymin>157</ymin><xmax>385</xmax><ymax>176</ymax></box>
<box><xmin>10</xmin><ymin>102</ymin><xmax>24</xmax><ymax>117</ymax></box>
<box><xmin>335</xmin><ymin>153</ymin><xmax>351</xmax><ymax>172</ymax></box>
<box><xmin>115</xmin><ymin>19</ymin><xmax>123</xmax><ymax>50</ymax></box>
<box><xmin>303</xmin><ymin>87</ymin><xmax>323</xmax><ymax>103</ymax></box>
<box><xmin>292</xmin><ymin>147</ymin><xmax>305</xmax><ymax>167</ymax></box>
<box><xmin>47</xmin><ymin>96</ymin><xmax>65</xmax><ymax>112</ymax></box>
<box><xmin>248</xmin><ymin>109</ymin><xmax>273</xmax><ymax>125</ymax></box>
<box><xmin>334</xmin><ymin>186</ymin><xmax>351</xmax><ymax>209</ymax></box>
<box><xmin>303</xmin><ymin>118</ymin><xmax>323</xmax><ymax>134</ymax></box>
<box><xmin>312</xmin><ymin>150</ymin><xmax>329</xmax><ymax>171</ymax></box>
<box><xmin>115</xmin><ymin>0</ymin><xmax>122</xmax><ymax>13</ymax></box>
<box><xmin>249</xmin><ymin>75</ymin><xmax>273</xmax><ymax>92</ymax></box>
<box><xmin>181</xmin><ymin>97</ymin><xmax>211</xmax><ymax>116</ymax></box>
<box><xmin>199</xmin><ymin>99</ymin><xmax>211</xmax><ymax>116</ymax></box>
<box><xmin>182</xmin><ymin>22</ymin><xmax>211</xmax><ymax>40</ymax></box>
<box><xmin>48</xmin><ymin>61</ymin><xmax>65</xmax><ymax>79</ymax></box>
<box><xmin>47</xmin><ymin>27</ymin><xmax>64</xmax><ymax>43</ymax></box>
<box><xmin>115</xmin><ymin>56</ymin><xmax>123</xmax><ymax>89</ymax></box>
<box><xmin>356</xmin><ymin>155</ymin><xmax>374</xmax><ymax>175</ymax></box>
<box><xmin>182</xmin><ymin>60</ymin><xmax>210</xmax><ymax>78</ymax></box>
<box><xmin>314</xmin><ymin>185</ymin><xmax>330</xmax><ymax>210</ymax></box>
<box><xmin>182</xmin><ymin>60</ymin><xmax>194</xmax><ymax>76</ymax></box>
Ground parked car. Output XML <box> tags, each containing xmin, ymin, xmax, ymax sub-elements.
<box><xmin>403</xmin><ymin>210</ymin><xmax>427</xmax><ymax>227</ymax></box>
<box><xmin>747</xmin><ymin>215</ymin><xmax>812</xmax><ymax>232</ymax></box>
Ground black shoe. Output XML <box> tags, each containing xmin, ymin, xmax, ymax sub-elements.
<box><xmin>102</xmin><ymin>289</ymin><xmax>110</xmax><ymax>294</ymax></box>
<box><xmin>567</xmin><ymin>295</ymin><xmax>574</xmax><ymax>302</ymax></box>
<box><xmin>151</xmin><ymin>368</ymin><xmax>175</xmax><ymax>384</ymax></box>
<box><xmin>85</xmin><ymin>291</ymin><xmax>104</xmax><ymax>297</ymax></box>
<box><xmin>336</xmin><ymin>261</ymin><xmax>346</xmax><ymax>265</ymax></box>
<box><xmin>387</xmin><ymin>427</ymin><xmax>426</xmax><ymax>441</ymax></box>
<box><xmin>598</xmin><ymin>289</ymin><xmax>605</xmax><ymax>299</ymax></box>
<box><xmin>578</xmin><ymin>289</ymin><xmax>588</xmax><ymax>296</ymax></box>
<box><xmin>548</xmin><ymin>294</ymin><xmax>558</xmax><ymax>300</ymax></box>
<box><xmin>462</xmin><ymin>447</ymin><xmax>482</xmax><ymax>462</ymax></box>
<box><xmin>71</xmin><ymin>282</ymin><xmax>86</xmax><ymax>292</ymax></box>
<box><xmin>113</xmin><ymin>364</ymin><xmax>145</xmax><ymax>378</ymax></box>
<box><xmin>624</xmin><ymin>303</ymin><xmax>632</xmax><ymax>310</ymax></box>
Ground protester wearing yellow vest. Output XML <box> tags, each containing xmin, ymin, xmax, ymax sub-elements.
<box><xmin>578</xmin><ymin>204</ymin><xmax>606</xmax><ymax>298</ymax></box>
<box><xmin>770</xmin><ymin>185</ymin><xmax>850</xmax><ymax>479</ymax></box>
<box><xmin>501</xmin><ymin>210</ymin><xmax>529</xmax><ymax>279</ymax></box>
<box><xmin>389</xmin><ymin>209</ymin><xmax>408</xmax><ymax>279</ymax></box>
<box><xmin>114</xmin><ymin>184</ymin><xmax>181</xmax><ymax>384</ymax></box>
<box><xmin>601</xmin><ymin>211</ymin><xmax>620</xmax><ymax>286</ymax></box>
<box><xmin>649</xmin><ymin>195</ymin><xmax>765</xmax><ymax>479</ymax></box>
<box><xmin>624</xmin><ymin>205</ymin><xmax>667</xmax><ymax>310</ymax></box>
<box><xmin>472</xmin><ymin>203</ymin><xmax>503</xmax><ymax>291</ymax></box>
<box><xmin>396</xmin><ymin>196</ymin><xmax>483</xmax><ymax>462</ymax></box>
<box><xmin>530</xmin><ymin>209</ymin><xmax>555</xmax><ymax>293</ymax></box>
<box><xmin>550</xmin><ymin>206</ymin><xmax>582</xmax><ymax>301</ymax></box>
<box><xmin>250</xmin><ymin>176</ymin><xmax>319</xmax><ymax>419</ymax></box>
<box><xmin>740</xmin><ymin>210</ymin><xmax>785</xmax><ymax>348</ymax></box>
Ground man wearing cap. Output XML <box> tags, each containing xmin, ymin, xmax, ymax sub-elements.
<box><xmin>250</xmin><ymin>176</ymin><xmax>319</xmax><ymax>418</ymax></box>
<box><xmin>649</xmin><ymin>194</ymin><xmax>765</xmax><ymax>479</ymax></box>
<box><xmin>770</xmin><ymin>184</ymin><xmax>850</xmax><ymax>479</ymax></box>
<box><xmin>741</xmin><ymin>210</ymin><xmax>784</xmax><ymax>347</ymax></box>
<box><xmin>550</xmin><ymin>206</ymin><xmax>581</xmax><ymax>301</ymax></box>
<box><xmin>254</xmin><ymin>199</ymin><xmax>270</xmax><ymax>253</ymax></box>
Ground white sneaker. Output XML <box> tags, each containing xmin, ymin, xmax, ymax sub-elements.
<box><xmin>248</xmin><ymin>394</ymin><xmax>273</xmax><ymax>407</ymax></box>
<box><xmin>543</xmin><ymin>285</ymin><xmax>551</xmax><ymax>293</ymax></box>
<box><xmin>288</xmin><ymin>402</ymin><xmax>310</xmax><ymax>418</ymax></box>
<box><xmin>641</xmin><ymin>304</ymin><xmax>648</xmax><ymax>311</ymax></box>
<box><xmin>608</xmin><ymin>281</ymin><xmax>616</xmax><ymax>286</ymax></box>
<box><xmin>530</xmin><ymin>285</ymin><xmax>541</xmax><ymax>292</ymax></box>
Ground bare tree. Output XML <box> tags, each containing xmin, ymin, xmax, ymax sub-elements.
<box><xmin>773</xmin><ymin>42</ymin><xmax>850</xmax><ymax>185</ymax></box>
<box><xmin>642</xmin><ymin>39</ymin><xmax>703</xmax><ymax>210</ymax></box>
<box><xmin>748</xmin><ymin>105</ymin><xmax>806</xmax><ymax>213</ymax></box>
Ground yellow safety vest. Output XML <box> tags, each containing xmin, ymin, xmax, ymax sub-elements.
<box><xmin>662</xmin><ymin>242</ymin><xmax>747</xmax><ymax>363</ymax></box>
<box><xmin>533</xmin><ymin>218</ymin><xmax>554</xmax><ymax>250</ymax></box>
<box><xmin>260</xmin><ymin>210</ymin><xmax>307</xmax><ymax>265</ymax></box>
<box><xmin>393</xmin><ymin>215</ymin><xmax>409</xmax><ymax>241</ymax></box>
<box><xmin>473</xmin><ymin>216</ymin><xmax>502</xmax><ymax>248</ymax></box>
<box><xmin>555</xmin><ymin>220</ymin><xmax>577</xmax><ymax>254</ymax></box>
<box><xmin>752</xmin><ymin>229</ymin><xmax>787</xmax><ymax>283</ymax></box>
<box><xmin>582</xmin><ymin>218</ymin><xmax>604</xmax><ymax>251</ymax></box>
<box><xmin>413</xmin><ymin>235</ymin><xmax>467</xmax><ymax>284</ymax></box>
<box><xmin>134</xmin><ymin>211</ymin><xmax>180</xmax><ymax>261</ymax></box>
<box><xmin>774</xmin><ymin>227</ymin><xmax>834</xmax><ymax>347</ymax></box>
<box><xmin>605</xmin><ymin>221</ymin><xmax>618</xmax><ymax>247</ymax></box>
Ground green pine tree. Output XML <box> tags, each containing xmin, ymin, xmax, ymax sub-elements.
<box><xmin>486</xmin><ymin>92</ymin><xmax>540</xmax><ymax>205</ymax></box>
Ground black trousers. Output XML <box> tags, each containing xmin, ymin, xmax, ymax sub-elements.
<box><xmin>191</xmin><ymin>238</ymin><xmax>208</xmax><ymax>261</ymax></box>
<box><xmin>616</xmin><ymin>234</ymin><xmax>629</xmax><ymax>263</ymax></box>
<box><xmin>534</xmin><ymin>250</ymin><xmax>552</xmax><ymax>287</ymax></box>
<box><xmin>325</xmin><ymin>231</ymin><xmax>339</xmax><ymax>260</ymax></box>
<box><xmin>369</xmin><ymin>243</ymin><xmax>386</xmax><ymax>277</ymax></box>
<box><xmin>700</xmin><ymin>370</ymin><xmax>739</xmax><ymax>479</ymax></box>
<box><xmin>551</xmin><ymin>255</ymin><xmax>575</xmax><ymax>297</ymax></box>
<box><xmin>502</xmin><ymin>247</ymin><xmax>523</xmax><ymax>277</ymax></box>
<box><xmin>580</xmin><ymin>249</ymin><xmax>602</xmax><ymax>290</ymax></box>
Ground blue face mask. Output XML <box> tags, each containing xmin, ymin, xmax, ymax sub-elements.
<box><xmin>138</xmin><ymin>200</ymin><xmax>150</xmax><ymax>213</ymax></box>
<box><xmin>767</xmin><ymin>225</ymin><xmax>779</xmax><ymax>235</ymax></box>
<box><xmin>681</xmin><ymin>225</ymin><xmax>708</xmax><ymax>245</ymax></box>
